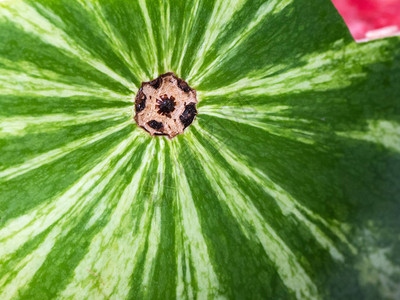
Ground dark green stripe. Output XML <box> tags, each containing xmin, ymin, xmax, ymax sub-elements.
<box><xmin>175</xmin><ymin>135</ymin><xmax>293</xmax><ymax>299</ymax></box>
<box><xmin>0</xmin><ymin>21</ymin><xmax>131</xmax><ymax>94</ymax></box>
<box><xmin>0</xmin><ymin>95</ymin><xmax>131</xmax><ymax>117</ymax></box>
<box><xmin>0</xmin><ymin>118</ymin><xmax>129</xmax><ymax>169</ymax></box>
<box><xmin>29</xmin><ymin>0</ymin><xmax>141</xmax><ymax>87</ymax></box>
<box><xmin>196</xmin><ymin>0</ymin><xmax>352</xmax><ymax>90</ymax></box>
<box><xmin>16</xmin><ymin>138</ymin><xmax>148</xmax><ymax>299</ymax></box>
<box><xmin>129</xmin><ymin>141</ymin><xmax>177</xmax><ymax>300</ymax></box>
<box><xmin>0</xmin><ymin>124</ymin><xmax>134</xmax><ymax>226</ymax></box>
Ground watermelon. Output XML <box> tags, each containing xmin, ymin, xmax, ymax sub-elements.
<box><xmin>0</xmin><ymin>0</ymin><xmax>399</xmax><ymax>299</ymax></box>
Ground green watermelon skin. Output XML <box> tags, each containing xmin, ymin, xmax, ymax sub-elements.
<box><xmin>0</xmin><ymin>0</ymin><xmax>399</xmax><ymax>299</ymax></box>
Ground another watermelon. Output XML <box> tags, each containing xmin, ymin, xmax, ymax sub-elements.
<box><xmin>0</xmin><ymin>0</ymin><xmax>399</xmax><ymax>299</ymax></box>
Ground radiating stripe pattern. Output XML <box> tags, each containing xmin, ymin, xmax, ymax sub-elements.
<box><xmin>0</xmin><ymin>0</ymin><xmax>399</xmax><ymax>299</ymax></box>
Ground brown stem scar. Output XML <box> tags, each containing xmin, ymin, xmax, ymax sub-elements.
<box><xmin>134</xmin><ymin>72</ymin><xmax>198</xmax><ymax>138</ymax></box>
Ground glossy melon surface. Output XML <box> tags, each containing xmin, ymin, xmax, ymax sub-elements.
<box><xmin>0</xmin><ymin>0</ymin><xmax>400</xmax><ymax>299</ymax></box>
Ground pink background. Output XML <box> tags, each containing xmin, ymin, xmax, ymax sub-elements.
<box><xmin>331</xmin><ymin>0</ymin><xmax>400</xmax><ymax>41</ymax></box>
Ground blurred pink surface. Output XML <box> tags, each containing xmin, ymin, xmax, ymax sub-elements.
<box><xmin>331</xmin><ymin>0</ymin><xmax>400</xmax><ymax>41</ymax></box>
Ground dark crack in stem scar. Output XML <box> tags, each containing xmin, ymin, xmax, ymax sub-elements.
<box><xmin>148</xmin><ymin>120</ymin><xmax>163</xmax><ymax>131</ymax></box>
<box><xmin>177</xmin><ymin>78</ymin><xmax>191</xmax><ymax>92</ymax></box>
<box><xmin>149</xmin><ymin>76</ymin><xmax>162</xmax><ymax>89</ymax></box>
<box><xmin>180</xmin><ymin>104</ymin><xmax>197</xmax><ymax>128</ymax></box>
<box><xmin>135</xmin><ymin>89</ymin><xmax>146</xmax><ymax>112</ymax></box>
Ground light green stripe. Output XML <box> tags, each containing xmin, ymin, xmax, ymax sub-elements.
<box><xmin>76</xmin><ymin>0</ymin><xmax>146</xmax><ymax>81</ymax></box>
<box><xmin>356</xmin><ymin>229</ymin><xmax>400</xmax><ymax>299</ymax></box>
<box><xmin>170</xmin><ymin>140</ymin><xmax>224</xmax><ymax>299</ymax></box>
<box><xmin>199</xmin><ymin>103</ymin><xmax>291</xmax><ymax>115</ymax></box>
<box><xmin>0</xmin><ymin>225</ymin><xmax>63</xmax><ymax>299</ymax></box>
<box><xmin>137</xmin><ymin>0</ymin><xmax>158</xmax><ymax>78</ymax></box>
<box><xmin>140</xmin><ymin>141</ymin><xmax>164</xmax><ymax>294</ymax></box>
<box><xmin>0</xmin><ymin>133</ymin><xmax>140</xmax><ymax>299</ymax></box>
<box><xmin>190</xmin><ymin>0</ymin><xmax>292</xmax><ymax>85</ymax></box>
<box><xmin>0</xmin><ymin>120</ymin><xmax>132</xmax><ymax>181</ymax></box>
<box><xmin>187</xmin><ymin>0</ymin><xmax>247</xmax><ymax>79</ymax></box>
<box><xmin>159</xmin><ymin>0</ymin><xmax>171</xmax><ymax>71</ymax></box>
<box><xmin>0</xmin><ymin>1</ymin><xmax>135</xmax><ymax>90</ymax></box>
<box><xmin>0</xmin><ymin>133</ymin><xmax>139</xmax><ymax>258</ymax></box>
<box><xmin>187</xmin><ymin>130</ymin><xmax>318</xmax><ymax>299</ymax></box>
<box><xmin>337</xmin><ymin>120</ymin><xmax>400</xmax><ymax>153</ymax></box>
<box><xmin>59</xmin><ymin>140</ymin><xmax>156</xmax><ymax>299</ymax></box>
<box><xmin>175</xmin><ymin>0</ymin><xmax>201</xmax><ymax>75</ymax></box>
<box><xmin>197</xmin><ymin>125</ymin><xmax>356</xmax><ymax>259</ymax></box>
<box><xmin>0</xmin><ymin>59</ymin><xmax>129</xmax><ymax>100</ymax></box>
<box><xmin>200</xmin><ymin>107</ymin><xmax>316</xmax><ymax>145</ymax></box>
<box><xmin>200</xmin><ymin>40</ymin><xmax>391</xmax><ymax>96</ymax></box>
<box><xmin>0</xmin><ymin>107</ymin><xmax>129</xmax><ymax>138</ymax></box>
